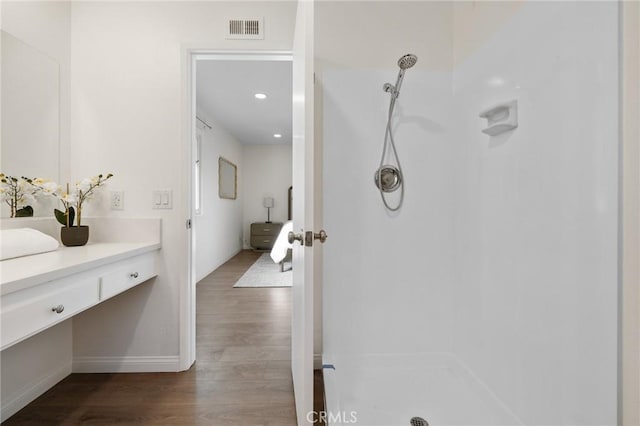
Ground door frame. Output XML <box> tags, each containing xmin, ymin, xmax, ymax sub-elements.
<box><xmin>621</xmin><ymin>2</ymin><xmax>640</xmax><ymax>424</ymax></box>
<box><xmin>180</xmin><ymin>49</ymin><xmax>293</xmax><ymax>371</ymax></box>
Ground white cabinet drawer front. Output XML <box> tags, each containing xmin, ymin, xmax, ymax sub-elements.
<box><xmin>1</xmin><ymin>278</ymin><xmax>99</xmax><ymax>349</ymax></box>
<box><xmin>100</xmin><ymin>255</ymin><xmax>155</xmax><ymax>300</ymax></box>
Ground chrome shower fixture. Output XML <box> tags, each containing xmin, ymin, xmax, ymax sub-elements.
<box><xmin>398</xmin><ymin>53</ymin><xmax>418</xmax><ymax>70</ymax></box>
<box><xmin>374</xmin><ymin>166</ymin><xmax>402</xmax><ymax>193</ymax></box>
<box><xmin>383</xmin><ymin>53</ymin><xmax>418</xmax><ymax>100</ymax></box>
<box><xmin>375</xmin><ymin>53</ymin><xmax>418</xmax><ymax>212</ymax></box>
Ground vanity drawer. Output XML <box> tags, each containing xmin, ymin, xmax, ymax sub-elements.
<box><xmin>100</xmin><ymin>254</ymin><xmax>156</xmax><ymax>300</ymax></box>
<box><xmin>1</xmin><ymin>277</ymin><xmax>99</xmax><ymax>349</ymax></box>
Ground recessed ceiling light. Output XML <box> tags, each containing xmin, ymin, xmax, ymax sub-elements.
<box><xmin>273</xmin><ymin>134</ymin><xmax>282</xmax><ymax>138</ymax></box>
<box><xmin>254</xmin><ymin>93</ymin><xmax>267</xmax><ymax>100</ymax></box>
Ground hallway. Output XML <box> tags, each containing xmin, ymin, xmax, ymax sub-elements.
<box><xmin>4</xmin><ymin>250</ymin><xmax>296</xmax><ymax>425</ymax></box>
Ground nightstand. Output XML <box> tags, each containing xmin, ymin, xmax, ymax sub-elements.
<box><xmin>250</xmin><ymin>222</ymin><xmax>283</xmax><ymax>251</ymax></box>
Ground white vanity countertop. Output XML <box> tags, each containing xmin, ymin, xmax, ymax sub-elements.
<box><xmin>0</xmin><ymin>242</ymin><xmax>161</xmax><ymax>296</ymax></box>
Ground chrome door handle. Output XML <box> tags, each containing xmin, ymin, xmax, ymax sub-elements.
<box><xmin>288</xmin><ymin>231</ymin><xmax>304</xmax><ymax>245</ymax></box>
<box><xmin>51</xmin><ymin>305</ymin><xmax>64</xmax><ymax>314</ymax></box>
<box><xmin>314</xmin><ymin>230</ymin><xmax>328</xmax><ymax>243</ymax></box>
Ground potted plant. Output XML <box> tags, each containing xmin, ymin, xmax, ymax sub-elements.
<box><xmin>33</xmin><ymin>173</ymin><xmax>113</xmax><ymax>246</ymax></box>
<box><xmin>0</xmin><ymin>174</ymin><xmax>39</xmax><ymax>217</ymax></box>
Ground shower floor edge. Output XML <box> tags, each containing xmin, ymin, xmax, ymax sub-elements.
<box><xmin>322</xmin><ymin>352</ymin><xmax>523</xmax><ymax>426</ymax></box>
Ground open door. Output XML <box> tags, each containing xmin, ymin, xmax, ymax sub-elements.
<box><xmin>291</xmin><ymin>0</ymin><xmax>316</xmax><ymax>424</ymax></box>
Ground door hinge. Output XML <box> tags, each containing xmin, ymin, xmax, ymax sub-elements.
<box><xmin>186</xmin><ymin>219</ymin><xmax>192</xmax><ymax>229</ymax></box>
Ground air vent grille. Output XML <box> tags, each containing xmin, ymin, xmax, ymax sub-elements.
<box><xmin>226</xmin><ymin>18</ymin><xmax>264</xmax><ymax>40</ymax></box>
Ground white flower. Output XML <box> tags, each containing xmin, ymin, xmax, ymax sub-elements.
<box><xmin>77</xmin><ymin>178</ymin><xmax>92</xmax><ymax>193</ymax></box>
<box><xmin>61</xmin><ymin>192</ymin><xmax>77</xmax><ymax>204</ymax></box>
<box><xmin>17</xmin><ymin>180</ymin><xmax>29</xmax><ymax>191</ymax></box>
<box><xmin>22</xmin><ymin>172</ymin><xmax>112</xmax><ymax>225</ymax></box>
<box><xmin>19</xmin><ymin>192</ymin><xmax>36</xmax><ymax>207</ymax></box>
<box><xmin>37</xmin><ymin>181</ymin><xmax>59</xmax><ymax>194</ymax></box>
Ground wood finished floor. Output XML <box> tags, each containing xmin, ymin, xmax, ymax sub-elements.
<box><xmin>313</xmin><ymin>370</ymin><xmax>326</xmax><ymax>426</ymax></box>
<box><xmin>4</xmin><ymin>250</ymin><xmax>297</xmax><ymax>426</ymax></box>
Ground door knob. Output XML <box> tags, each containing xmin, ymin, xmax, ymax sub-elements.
<box><xmin>314</xmin><ymin>230</ymin><xmax>328</xmax><ymax>243</ymax></box>
<box><xmin>288</xmin><ymin>231</ymin><xmax>304</xmax><ymax>245</ymax></box>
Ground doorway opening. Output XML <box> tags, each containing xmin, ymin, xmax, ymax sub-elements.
<box><xmin>187</xmin><ymin>51</ymin><xmax>295</xmax><ymax>418</ymax></box>
<box><xmin>192</xmin><ymin>54</ymin><xmax>293</xmax><ymax>284</ymax></box>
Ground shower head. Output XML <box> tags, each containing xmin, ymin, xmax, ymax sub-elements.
<box><xmin>383</xmin><ymin>54</ymin><xmax>418</xmax><ymax>99</ymax></box>
<box><xmin>398</xmin><ymin>54</ymin><xmax>418</xmax><ymax>70</ymax></box>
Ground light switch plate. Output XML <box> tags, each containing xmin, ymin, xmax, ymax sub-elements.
<box><xmin>152</xmin><ymin>190</ymin><xmax>173</xmax><ymax>209</ymax></box>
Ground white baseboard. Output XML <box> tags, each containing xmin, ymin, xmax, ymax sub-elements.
<box><xmin>1</xmin><ymin>362</ymin><xmax>71</xmax><ymax>422</ymax></box>
<box><xmin>73</xmin><ymin>355</ymin><xmax>181</xmax><ymax>373</ymax></box>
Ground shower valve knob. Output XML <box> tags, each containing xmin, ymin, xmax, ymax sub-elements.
<box><xmin>288</xmin><ymin>231</ymin><xmax>304</xmax><ymax>245</ymax></box>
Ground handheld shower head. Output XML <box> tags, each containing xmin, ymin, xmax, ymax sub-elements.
<box><xmin>398</xmin><ymin>54</ymin><xmax>418</xmax><ymax>70</ymax></box>
<box><xmin>384</xmin><ymin>54</ymin><xmax>418</xmax><ymax>99</ymax></box>
<box><xmin>376</xmin><ymin>54</ymin><xmax>417</xmax><ymax>211</ymax></box>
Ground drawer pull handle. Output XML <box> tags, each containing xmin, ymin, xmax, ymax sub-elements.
<box><xmin>51</xmin><ymin>305</ymin><xmax>64</xmax><ymax>314</ymax></box>
<box><xmin>130</xmin><ymin>272</ymin><xmax>139</xmax><ymax>279</ymax></box>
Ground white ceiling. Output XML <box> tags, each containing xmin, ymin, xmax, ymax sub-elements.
<box><xmin>196</xmin><ymin>59</ymin><xmax>292</xmax><ymax>145</ymax></box>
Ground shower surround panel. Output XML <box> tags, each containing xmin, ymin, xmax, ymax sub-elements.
<box><xmin>322</xmin><ymin>1</ymin><xmax>619</xmax><ymax>425</ymax></box>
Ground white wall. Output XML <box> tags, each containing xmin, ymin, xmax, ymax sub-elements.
<box><xmin>0</xmin><ymin>2</ymin><xmax>72</xmax><ymax>419</ymax></box>
<box><xmin>241</xmin><ymin>143</ymin><xmax>292</xmax><ymax>248</ymax></box>
<box><xmin>451</xmin><ymin>3</ymin><xmax>619</xmax><ymax>424</ymax></box>
<box><xmin>319</xmin><ymin>1</ymin><xmax>456</xmax><ymax>359</ymax></box>
<box><xmin>66</xmin><ymin>1</ymin><xmax>295</xmax><ymax>365</ymax></box>
<box><xmin>195</xmin><ymin>112</ymin><xmax>244</xmax><ymax>282</ymax></box>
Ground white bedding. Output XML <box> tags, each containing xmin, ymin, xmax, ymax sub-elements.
<box><xmin>1</xmin><ymin>228</ymin><xmax>60</xmax><ymax>261</ymax></box>
<box><xmin>270</xmin><ymin>221</ymin><xmax>293</xmax><ymax>263</ymax></box>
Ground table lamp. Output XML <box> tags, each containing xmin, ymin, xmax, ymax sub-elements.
<box><xmin>263</xmin><ymin>197</ymin><xmax>274</xmax><ymax>223</ymax></box>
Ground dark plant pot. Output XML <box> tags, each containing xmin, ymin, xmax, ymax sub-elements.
<box><xmin>61</xmin><ymin>226</ymin><xmax>89</xmax><ymax>247</ymax></box>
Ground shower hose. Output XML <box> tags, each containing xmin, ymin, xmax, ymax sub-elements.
<box><xmin>377</xmin><ymin>94</ymin><xmax>404</xmax><ymax>212</ymax></box>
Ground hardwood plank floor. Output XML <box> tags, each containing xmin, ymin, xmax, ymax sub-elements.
<box><xmin>4</xmin><ymin>250</ymin><xmax>297</xmax><ymax>426</ymax></box>
<box><xmin>313</xmin><ymin>370</ymin><xmax>327</xmax><ymax>426</ymax></box>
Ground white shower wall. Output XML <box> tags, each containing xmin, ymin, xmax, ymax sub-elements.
<box><xmin>322</xmin><ymin>69</ymin><xmax>457</xmax><ymax>357</ymax></box>
<box><xmin>322</xmin><ymin>1</ymin><xmax>619</xmax><ymax>424</ymax></box>
<box><xmin>451</xmin><ymin>2</ymin><xmax>619</xmax><ymax>424</ymax></box>
<box><xmin>319</xmin><ymin>1</ymin><xmax>457</xmax><ymax>360</ymax></box>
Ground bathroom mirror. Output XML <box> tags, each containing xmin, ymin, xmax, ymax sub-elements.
<box><xmin>1</xmin><ymin>31</ymin><xmax>60</xmax><ymax>217</ymax></box>
<box><xmin>218</xmin><ymin>157</ymin><xmax>237</xmax><ymax>200</ymax></box>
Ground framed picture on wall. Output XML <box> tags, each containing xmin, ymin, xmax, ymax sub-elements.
<box><xmin>218</xmin><ymin>157</ymin><xmax>237</xmax><ymax>200</ymax></box>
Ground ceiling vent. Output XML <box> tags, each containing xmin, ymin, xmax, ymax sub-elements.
<box><xmin>226</xmin><ymin>18</ymin><xmax>264</xmax><ymax>40</ymax></box>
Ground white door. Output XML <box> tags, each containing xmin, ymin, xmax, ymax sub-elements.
<box><xmin>291</xmin><ymin>1</ymin><xmax>315</xmax><ymax>424</ymax></box>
